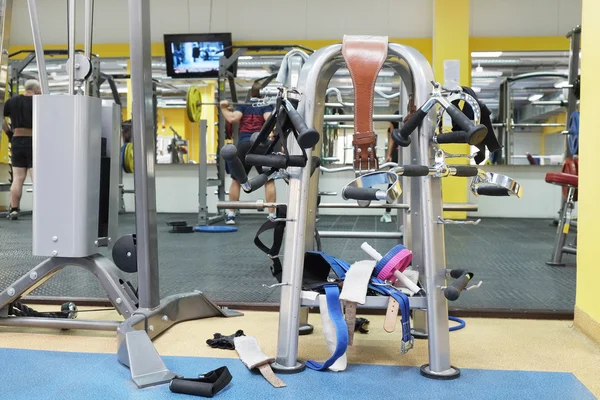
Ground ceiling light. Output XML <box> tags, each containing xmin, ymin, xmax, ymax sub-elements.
<box><xmin>472</xmin><ymin>52</ymin><xmax>503</xmax><ymax>58</ymax></box>
<box><xmin>528</xmin><ymin>94</ymin><xmax>543</xmax><ymax>102</ymax></box>
<box><xmin>238</xmin><ymin>56</ymin><xmax>253</xmax><ymax>60</ymax></box>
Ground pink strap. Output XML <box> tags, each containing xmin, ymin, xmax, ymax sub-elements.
<box><xmin>376</xmin><ymin>249</ymin><xmax>412</xmax><ymax>282</ymax></box>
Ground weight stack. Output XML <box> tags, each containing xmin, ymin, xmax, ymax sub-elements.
<box><xmin>33</xmin><ymin>95</ymin><xmax>103</xmax><ymax>257</ymax></box>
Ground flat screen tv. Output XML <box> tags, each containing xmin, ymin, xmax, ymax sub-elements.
<box><xmin>164</xmin><ymin>33</ymin><xmax>233</xmax><ymax>78</ymax></box>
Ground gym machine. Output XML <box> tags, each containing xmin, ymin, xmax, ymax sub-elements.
<box><xmin>0</xmin><ymin>0</ymin><xmax>240</xmax><ymax>389</ymax></box>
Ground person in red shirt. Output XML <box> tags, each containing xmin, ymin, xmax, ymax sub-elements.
<box><xmin>219</xmin><ymin>87</ymin><xmax>276</xmax><ymax>225</ymax></box>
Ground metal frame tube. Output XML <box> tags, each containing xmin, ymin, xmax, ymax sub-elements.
<box><xmin>128</xmin><ymin>0</ymin><xmax>160</xmax><ymax>309</ymax></box>
<box><xmin>25</xmin><ymin>0</ymin><xmax>49</xmax><ymax>94</ymax></box>
<box><xmin>565</xmin><ymin>26</ymin><xmax>580</xmax><ymax>159</ymax></box>
<box><xmin>317</xmin><ymin>231</ymin><xmax>404</xmax><ymax>239</ymax></box>
<box><xmin>324</xmin><ymin>114</ymin><xmax>404</xmax><ymax>122</ymax></box>
<box><xmin>0</xmin><ymin>317</ymin><xmax>119</xmax><ymax>331</ymax></box>
<box><xmin>83</xmin><ymin>0</ymin><xmax>94</xmax><ymax>94</ymax></box>
<box><xmin>67</xmin><ymin>0</ymin><xmax>76</xmax><ymax>95</ymax></box>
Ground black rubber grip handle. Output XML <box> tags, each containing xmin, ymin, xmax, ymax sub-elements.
<box><xmin>445</xmin><ymin>103</ymin><xmax>488</xmax><ymax>145</ymax></box>
<box><xmin>450</xmin><ymin>166</ymin><xmax>479</xmax><ymax>177</ymax></box>
<box><xmin>311</xmin><ymin>156</ymin><xmax>321</xmax><ymax>176</ymax></box>
<box><xmin>246</xmin><ymin>173</ymin><xmax>270</xmax><ymax>192</ymax></box>
<box><xmin>342</xmin><ymin>187</ymin><xmax>380</xmax><ymax>201</ymax></box>
<box><xmin>394</xmin><ymin>108</ymin><xmax>427</xmax><ymax>147</ymax></box>
<box><xmin>475</xmin><ymin>186</ymin><xmax>511</xmax><ymax>196</ymax></box>
<box><xmin>401</xmin><ymin>165</ymin><xmax>431</xmax><ymax>177</ymax></box>
<box><xmin>449</xmin><ymin>269</ymin><xmax>466</xmax><ymax>279</ymax></box>
<box><xmin>245</xmin><ymin>154</ymin><xmax>288</xmax><ymax>169</ymax></box>
<box><xmin>288</xmin><ymin>155</ymin><xmax>307</xmax><ymax>167</ymax></box>
<box><xmin>221</xmin><ymin>144</ymin><xmax>248</xmax><ymax>184</ymax></box>
<box><xmin>434</xmin><ymin>131</ymin><xmax>470</xmax><ymax>144</ymax></box>
<box><xmin>285</xmin><ymin>101</ymin><xmax>320</xmax><ymax>148</ymax></box>
<box><xmin>444</xmin><ymin>271</ymin><xmax>473</xmax><ymax>301</ymax></box>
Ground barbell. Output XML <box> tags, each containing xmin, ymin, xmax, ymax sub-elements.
<box><xmin>186</xmin><ymin>85</ymin><xmax>273</xmax><ymax>122</ymax></box>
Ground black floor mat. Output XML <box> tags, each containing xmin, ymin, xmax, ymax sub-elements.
<box><xmin>0</xmin><ymin>213</ymin><xmax>576</xmax><ymax>312</ymax></box>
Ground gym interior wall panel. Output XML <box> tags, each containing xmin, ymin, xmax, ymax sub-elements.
<box><xmin>305</xmin><ymin>0</ymin><xmax>396</xmax><ymax>39</ymax></box>
<box><xmin>470</xmin><ymin>0</ymin><xmax>581</xmax><ymax>37</ymax></box>
<box><xmin>388</xmin><ymin>0</ymin><xmax>433</xmax><ymax>39</ymax></box>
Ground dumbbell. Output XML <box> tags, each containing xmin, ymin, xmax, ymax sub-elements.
<box><xmin>361</xmin><ymin>242</ymin><xmax>421</xmax><ymax>294</ymax></box>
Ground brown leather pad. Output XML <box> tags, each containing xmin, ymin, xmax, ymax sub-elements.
<box><xmin>342</xmin><ymin>35</ymin><xmax>388</xmax><ymax>170</ymax></box>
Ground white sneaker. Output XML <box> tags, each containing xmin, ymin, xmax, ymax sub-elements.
<box><xmin>380</xmin><ymin>213</ymin><xmax>392</xmax><ymax>223</ymax></box>
<box><xmin>268</xmin><ymin>213</ymin><xmax>277</xmax><ymax>220</ymax></box>
<box><xmin>225</xmin><ymin>213</ymin><xmax>236</xmax><ymax>225</ymax></box>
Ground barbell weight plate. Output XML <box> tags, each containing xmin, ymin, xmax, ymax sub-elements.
<box><xmin>124</xmin><ymin>142</ymin><xmax>135</xmax><ymax>173</ymax></box>
<box><xmin>186</xmin><ymin>85</ymin><xmax>203</xmax><ymax>122</ymax></box>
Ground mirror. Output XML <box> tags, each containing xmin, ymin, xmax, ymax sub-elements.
<box><xmin>471</xmin><ymin>51</ymin><xmax>572</xmax><ymax>165</ymax></box>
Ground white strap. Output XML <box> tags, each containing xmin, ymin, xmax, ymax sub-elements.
<box><xmin>339</xmin><ymin>260</ymin><xmax>376</xmax><ymax>304</ymax></box>
<box><xmin>319</xmin><ymin>294</ymin><xmax>347</xmax><ymax>372</ymax></box>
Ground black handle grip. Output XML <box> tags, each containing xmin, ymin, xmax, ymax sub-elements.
<box><xmin>394</xmin><ymin>108</ymin><xmax>427</xmax><ymax>147</ymax></box>
<box><xmin>245</xmin><ymin>154</ymin><xmax>288</xmax><ymax>169</ymax></box>
<box><xmin>222</xmin><ymin>144</ymin><xmax>248</xmax><ymax>184</ymax></box>
<box><xmin>401</xmin><ymin>165</ymin><xmax>431</xmax><ymax>177</ymax></box>
<box><xmin>285</xmin><ymin>101</ymin><xmax>320</xmax><ymax>148</ymax></box>
<box><xmin>449</xmin><ymin>269</ymin><xmax>466</xmax><ymax>279</ymax></box>
<box><xmin>434</xmin><ymin>131</ymin><xmax>471</xmax><ymax>144</ymax></box>
<box><xmin>311</xmin><ymin>156</ymin><xmax>321</xmax><ymax>176</ymax></box>
<box><xmin>475</xmin><ymin>186</ymin><xmax>511</xmax><ymax>196</ymax></box>
<box><xmin>445</xmin><ymin>103</ymin><xmax>488</xmax><ymax>145</ymax></box>
<box><xmin>288</xmin><ymin>155</ymin><xmax>307</xmax><ymax>167</ymax></box>
<box><xmin>342</xmin><ymin>187</ymin><xmax>380</xmax><ymax>201</ymax></box>
<box><xmin>246</xmin><ymin>173</ymin><xmax>270</xmax><ymax>192</ymax></box>
<box><xmin>444</xmin><ymin>271</ymin><xmax>473</xmax><ymax>301</ymax></box>
<box><xmin>450</xmin><ymin>166</ymin><xmax>479</xmax><ymax>177</ymax></box>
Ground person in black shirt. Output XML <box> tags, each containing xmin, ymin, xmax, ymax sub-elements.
<box><xmin>2</xmin><ymin>79</ymin><xmax>40</xmax><ymax>220</ymax></box>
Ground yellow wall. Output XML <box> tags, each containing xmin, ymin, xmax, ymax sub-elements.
<box><xmin>433</xmin><ymin>0</ymin><xmax>471</xmax><ymax>219</ymax></box>
<box><xmin>576</xmin><ymin>1</ymin><xmax>600</xmax><ymax>324</ymax></box>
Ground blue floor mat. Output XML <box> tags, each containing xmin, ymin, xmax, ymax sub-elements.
<box><xmin>0</xmin><ymin>348</ymin><xmax>594</xmax><ymax>400</ymax></box>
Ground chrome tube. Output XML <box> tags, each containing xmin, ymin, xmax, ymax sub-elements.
<box><xmin>323</xmin><ymin>114</ymin><xmax>404</xmax><ymax>122</ymax></box>
<box><xmin>0</xmin><ymin>317</ymin><xmax>119</xmax><ymax>331</ymax></box>
<box><xmin>318</xmin><ymin>231</ymin><xmax>404</xmax><ymax>239</ymax></box>
<box><xmin>67</xmin><ymin>0</ymin><xmax>76</xmax><ymax>95</ymax></box>
<box><xmin>25</xmin><ymin>0</ymin><xmax>49</xmax><ymax>94</ymax></box>
<box><xmin>83</xmin><ymin>0</ymin><xmax>94</xmax><ymax>94</ymax></box>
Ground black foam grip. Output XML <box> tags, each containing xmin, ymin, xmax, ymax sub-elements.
<box><xmin>221</xmin><ymin>144</ymin><xmax>248</xmax><ymax>184</ymax></box>
<box><xmin>288</xmin><ymin>155</ymin><xmax>307</xmax><ymax>167</ymax></box>
<box><xmin>476</xmin><ymin>186</ymin><xmax>511</xmax><ymax>196</ymax></box>
<box><xmin>445</xmin><ymin>103</ymin><xmax>488</xmax><ymax>145</ymax></box>
<box><xmin>343</xmin><ymin>187</ymin><xmax>380</xmax><ymax>201</ymax></box>
<box><xmin>247</xmin><ymin>173</ymin><xmax>270</xmax><ymax>192</ymax></box>
<box><xmin>449</xmin><ymin>269</ymin><xmax>466</xmax><ymax>279</ymax></box>
<box><xmin>245</xmin><ymin>154</ymin><xmax>288</xmax><ymax>169</ymax></box>
<box><xmin>444</xmin><ymin>272</ymin><xmax>473</xmax><ymax>301</ymax></box>
<box><xmin>401</xmin><ymin>165</ymin><xmax>431</xmax><ymax>177</ymax></box>
<box><xmin>285</xmin><ymin>102</ymin><xmax>320</xmax><ymax>148</ymax></box>
<box><xmin>451</xmin><ymin>166</ymin><xmax>479</xmax><ymax>177</ymax></box>
<box><xmin>396</xmin><ymin>109</ymin><xmax>427</xmax><ymax>146</ymax></box>
<box><xmin>391</xmin><ymin>128</ymin><xmax>410</xmax><ymax>147</ymax></box>
<box><xmin>435</xmin><ymin>131</ymin><xmax>469</xmax><ymax>144</ymax></box>
<box><xmin>169</xmin><ymin>367</ymin><xmax>232</xmax><ymax>398</ymax></box>
<box><xmin>311</xmin><ymin>156</ymin><xmax>321</xmax><ymax>176</ymax></box>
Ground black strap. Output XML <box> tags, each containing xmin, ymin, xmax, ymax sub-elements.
<box><xmin>169</xmin><ymin>366</ymin><xmax>232</xmax><ymax>398</ymax></box>
<box><xmin>254</xmin><ymin>205</ymin><xmax>287</xmax><ymax>282</ymax></box>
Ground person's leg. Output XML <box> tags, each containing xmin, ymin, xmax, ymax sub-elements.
<box><xmin>9</xmin><ymin>167</ymin><xmax>27</xmax><ymax>219</ymax></box>
<box><xmin>265</xmin><ymin>180</ymin><xmax>276</xmax><ymax>217</ymax></box>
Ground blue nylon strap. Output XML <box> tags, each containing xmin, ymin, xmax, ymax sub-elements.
<box><xmin>305</xmin><ymin>285</ymin><xmax>349</xmax><ymax>371</ymax></box>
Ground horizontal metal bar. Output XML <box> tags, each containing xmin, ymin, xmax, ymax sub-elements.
<box><xmin>319</xmin><ymin>202</ymin><xmax>409</xmax><ymax>209</ymax></box>
<box><xmin>0</xmin><ymin>317</ymin><xmax>120</xmax><ymax>331</ymax></box>
<box><xmin>443</xmin><ymin>203</ymin><xmax>478</xmax><ymax>212</ymax></box>
<box><xmin>122</xmin><ymin>189</ymin><xmax>135</xmax><ymax>194</ymax></box>
<box><xmin>302</xmin><ymin>294</ymin><xmax>426</xmax><ymax>309</ymax></box>
<box><xmin>0</xmin><ymin>182</ymin><xmax>32</xmax><ymax>187</ymax></box>
<box><xmin>530</xmin><ymin>100</ymin><xmax>567</xmax><ymax>107</ymax></box>
<box><xmin>562</xmin><ymin>246</ymin><xmax>577</xmax><ymax>255</ymax></box>
<box><xmin>318</xmin><ymin>231</ymin><xmax>403</xmax><ymax>239</ymax></box>
<box><xmin>324</xmin><ymin>114</ymin><xmax>404</xmax><ymax>122</ymax></box>
<box><xmin>217</xmin><ymin>201</ymin><xmax>279</xmax><ymax>210</ymax></box>
<box><xmin>512</xmin><ymin>123</ymin><xmax>565</xmax><ymax>128</ymax></box>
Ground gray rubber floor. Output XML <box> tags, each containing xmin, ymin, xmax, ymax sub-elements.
<box><xmin>0</xmin><ymin>213</ymin><xmax>576</xmax><ymax>312</ymax></box>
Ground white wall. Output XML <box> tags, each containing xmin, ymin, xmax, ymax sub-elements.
<box><xmin>9</xmin><ymin>0</ymin><xmax>581</xmax><ymax>46</ymax></box>
<box><xmin>471</xmin><ymin>0</ymin><xmax>582</xmax><ymax>37</ymax></box>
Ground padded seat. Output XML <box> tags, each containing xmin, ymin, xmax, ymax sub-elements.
<box><xmin>545</xmin><ymin>172</ymin><xmax>578</xmax><ymax>187</ymax></box>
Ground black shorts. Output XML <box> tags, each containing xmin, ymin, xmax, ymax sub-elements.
<box><xmin>390</xmin><ymin>147</ymin><xmax>399</xmax><ymax>163</ymax></box>
<box><xmin>226</xmin><ymin>140</ymin><xmax>264</xmax><ymax>181</ymax></box>
<box><xmin>11</xmin><ymin>136</ymin><xmax>33</xmax><ymax>169</ymax></box>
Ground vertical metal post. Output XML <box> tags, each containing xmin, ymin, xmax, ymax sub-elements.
<box><xmin>0</xmin><ymin>0</ymin><xmax>13</xmax><ymax>107</ymax></box>
<box><xmin>25</xmin><ymin>0</ymin><xmax>49</xmax><ymax>94</ymax></box>
<box><xmin>217</xmin><ymin>58</ymin><xmax>227</xmax><ymax>203</ymax></box>
<box><xmin>547</xmin><ymin>186</ymin><xmax>574</xmax><ymax>266</ymax></box>
<box><xmin>128</xmin><ymin>0</ymin><xmax>160</xmax><ymax>310</ymax></box>
<box><xmin>198</xmin><ymin>120</ymin><xmax>208</xmax><ymax>225</ymax></box>
<box><xmin>67</xmin><ymin>0</ymin><xmax>76</xmax><ymax>95</ymax></box>
<box><xmin>503</xmin><ymin>82</ymin><xmax>512</xmax><ymax>164</ymax></box>
<box><xmin>83</xmin><ymin>0</ymin><xmax>94</xmax><ymax>95</ymax></box>
<box><xmin>565</xmin><ymin>26</ymin><xmax>580</xmax><ymax>160</ymax></box>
